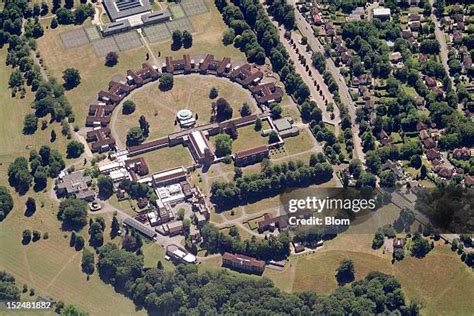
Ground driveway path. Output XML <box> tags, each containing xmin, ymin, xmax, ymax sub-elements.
<box><xmin>428</xmin><ymin>0</ymin><xmax>454</xmax><ymax>89</ymax></box>
<box><xmin>289</xmin><ymin>0</ymin><xmax>365</xmax><ymax>163</ymax></box>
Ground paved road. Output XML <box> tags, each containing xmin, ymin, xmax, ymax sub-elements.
<box><xmin>428</xmin><ymin>0</ymin><xmax>454</xmax><ymax>89</ymax></box>
<box><xmin>272</xmin><ymin>23</ymin><xmax>339</xmax><ymax>125</ymax></box>
<box><xmin>289</xmin><ymin>1</ymin><xmax>365</xmax><ymax>163</ymax></box>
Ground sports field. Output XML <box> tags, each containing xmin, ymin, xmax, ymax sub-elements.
<box><xmin>113</xmin><ymin>75</ymin><xmax>257</xmax><ymax>143</ymax></box>
<box><xmin>35</xmin><ymin>0</ymin><xmax>246</xmax><ymax>126</ymax></box>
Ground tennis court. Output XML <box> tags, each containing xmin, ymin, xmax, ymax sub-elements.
<box><xmin>113</xmin><ymin>31</ymin><xmax>143</xmax><ymax>51</ymax></box>
<box><xmin>181</xmin><ymin>0</ymin><xmax>208</xmax><ymax>16</ymax></box>
<box><xmin>60</xmin><ymin>28</ymin><xmax>90</xmax><ymax>48</ymax></box>
<box><xmin>143</xmin><ymin>24</ymin><xmax>171</xmax><ymax>43</ymax></box>
<box><xmin>85</xmin><ymin>26</ymin><xmax>101</xmax><ymax>41</ymax></box>
<box><xmin>169</xmin><ymin>4</ymin><xmax>185</xmax><ymax>19</ymax></box>
<box><xmin>165</xmin><ymin>17</ymin><xmax>194</xmax><ymax>34</ymax></box>
<box><xmin>92</xmin><ymin>37</ymin><xmax>119</xmax><ymax>57</ymax></box>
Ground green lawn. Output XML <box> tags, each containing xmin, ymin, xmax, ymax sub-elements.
<box><xmin>283</xmin><ymin>128</ymin><xmax>315</xmax><ymax>155</ymax></box>
<box><xmin>138</xmin><ymin>144</ymin><xmax>194</xmax><ymax>173</ymax></box>
<box><xmin>232</xmin><ymin>125</ymin><xmax>269</xmax><ymax>153</ymax></box>
<box><xmin>402</xmin><ymin>84</ymin><xmax>419</xmax><ymax>98</ymax></box>
<box><xmin>114</xmin><ymin>75</ymin><xmax>257</xmax><ymax>144</ymax></box>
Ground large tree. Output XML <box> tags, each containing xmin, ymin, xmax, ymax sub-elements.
<box><xmin>0</xmin><ymin>186</ymin><xmax>14</xmax><ymax>222</ymax></box>
<box><xmin>214</xmin><ymin>133</ymin><xmax>232</xmax><ymax>157</ymax></box>
<box><xmin>126</xmin><ymin>127</ymin><xmax>144</xmax><ymax>146</ymax></box>
<box><xmin>66</xmin><ymin>140</ymin><xmax>85</xmax><ymax>158</ymax></box>
<box><xmin>159</xmin><ymin>73</ymin><xmax>174</xmax><ymax>91</ymax></box>
<box><xmin>62</xmin><ymin>68</ymin><xmax>81</xmax><ymax>89</ymax></box>
<box><xmin>23</xmin><ymin>113</ymin><xmax>38</xmax><ymax>134</ymax></box>
<box><xmin>182</xmin><ymin>30</ymin><xmax>193</xmax><ymax>48</ymax></box>
<box><xmin>57</xmin><ymin>198</ymin><xmax>88</xmax><ymax>231</ymax></box>
<box><xmin>336</xmin><ymin>259</ymin><xmax>355</xmax><ymax>285</ymax></box>
<box><xmin>97</xmin><ymin>175</ymin><xmax>114</xmax><ymax>199</ymax></box>
<box><xmin>215</xmin><ymin>98</ymin><xmax>233</xmax><ymax>121</ymax></box>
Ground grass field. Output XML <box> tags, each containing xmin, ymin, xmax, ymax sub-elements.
<box><xmin>0</xmin><ymin>185</ymin><xmax>143</xmax><ymax>315</ymax></box>
<box><xmin>282</xmin><ymin>128</ymin><xmax>315</xmax><ymax>155</ymax></box>
<box><xmin>232</xmin><ymin>125</ymin><xmax>269</xmax><ymax>153</ymax></box>
<box><xmin>35</xmin><ymin>0</ymin><xmax>246</xmax><ymax>126</ymax></box>
<box><xmin>138</xmin><ymin>144</ymin><xmax>194</xmax><ymax>172</ymax></box>
<box><xmin>263</xmin><ymin>203</ymin><xmax>474</xmax><ymax>315</ymax></box>
<box><xmin>0</xmin><ymin>42</ymin><xmax>144</xmax><ymax>315</ymax></box>
<box><xmin>285</xmin><ymin>246</ymin><xmax>474</xmax><ymax>315</ymax></box>
<box><xmin>114</xmin><ymin>75</ymin><xmax>257</xmax><ymax>143</ymax></box>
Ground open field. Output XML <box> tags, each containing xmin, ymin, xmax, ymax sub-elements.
<box><xmin>263</xmin><ymin>203</ymin><xmax>474</xmax><ymax>315</ymax></box>
<box><xmin>0</xmin><ymin>183</ymin><xmax>143</xmax><ymax>315</ymax></box>
<box><xmin>285</xmin><ymin>246</ymin><xmax>474</xmax><ymax>315</ymax></box>
<box><xmin>232</xmin><ymin>125</ymin><xmax>269</xmax><ymax>153</ymax></box>
<box><xmin>114</xmin><ymin>75</ymin><xmax>257</xmax><ymax>143</ymax></box>
<box><xmin>141</xmin><ymin>241</ymin><xmax>175</xmax><ymax>270</ymax></box>
<box><xmin>0</xmin><ymin>49</ymin><xmax>72</xmax><ymax>166</ymax></box>
<box><xmin>0</xmin><ymin>49</ymin><xmax>141</xmax><ymax>315</ymax></box>
<box><xmin>282</xmin><ymin>128</ymin><xmax>315</xmax><ymax>155</ymax></box>
<box><xmin>35</xmin><ymin>0</ymin><xmax>246</xmax><ymax>125</ymax></box>
<box><xmin>138</xmin><ymin>144</ymin><xmax>194</xmax><ymax>172</ymax></box>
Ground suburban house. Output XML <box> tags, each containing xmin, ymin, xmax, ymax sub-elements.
<box><xmin>86</xmin><ymin>127</ymin><xmax>116</xmax><ymax>153</ymax></box>
<box><xmin>163</xmin><ymin>55</ymin><xmax>193</xmax><ymax>74</ymax></box>
<box><xmin>198</xmin><ymin>54</ymin><xmax>232</xmax><ymax>76</ymax></box>
<box><xmin>166</xmin><ymin>244</ymin><xmax>197</xmax><ymax>264</ymax></box>
<box><xmin>249</xmin><ymin>82</ymin><xmax>283</xmax><ymax>105</ymax></box>
<box><xmin>229</xmin><ymin>64</ymin><xmax>263</xmax><ymax>87</ymax></box>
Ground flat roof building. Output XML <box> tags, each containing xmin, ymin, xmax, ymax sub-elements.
<box><xmin>56</xmin><ymin>171</ymin><xmax>93</xmax><ymax>201</ymax></box>
<box><xmin>103</xmin><ymin>0</ymin><xmax>151</xmax><ymax>22</ymax></box>
<box><xmin>273</xmin><ymin>117</ymin><xmax>299</xmax><ymax>138</ymax></box>
<box><xmin>101</xmin><ymin>19</ymin><xmax>132</xmax><ymax>36</ymax></box>
<box><xmin>373</xmin><ymin>7</ymin><xmax>391</xmax><ymax>20</ymax></box>
<box><xmin>141</xmin><ymin>10</ymin><xmax>171</xmax><ymax>26</ymax></box>
<box><xmin>123</xmin><ymin>217</ymin><xmax>157</xmax><ymax>239</ymax></box>
<box><xmin>166</xmin><ymin>244</ymin><xmax>197</xmax><ymax>264</ymax></box>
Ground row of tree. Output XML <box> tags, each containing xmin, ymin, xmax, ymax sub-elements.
<box><xmin>216</xmin><ymin>0</ymin><xmax>310</xmax><ymax>104</ymax></box>
<box><xmin>211</xmin><ymin>157</ymin><xmax>333</xmax><ymax>210</ymax></box>
<box><xmin>201</xmin><ymin>223</ymin><xmax>290</xmax><ymax>261</ymax></box>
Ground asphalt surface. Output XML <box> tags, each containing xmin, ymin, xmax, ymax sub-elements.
<box><xmin>289</xmin><ymin>1</ymin><xmax>365</xmax><ymax>162</ymax></box>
